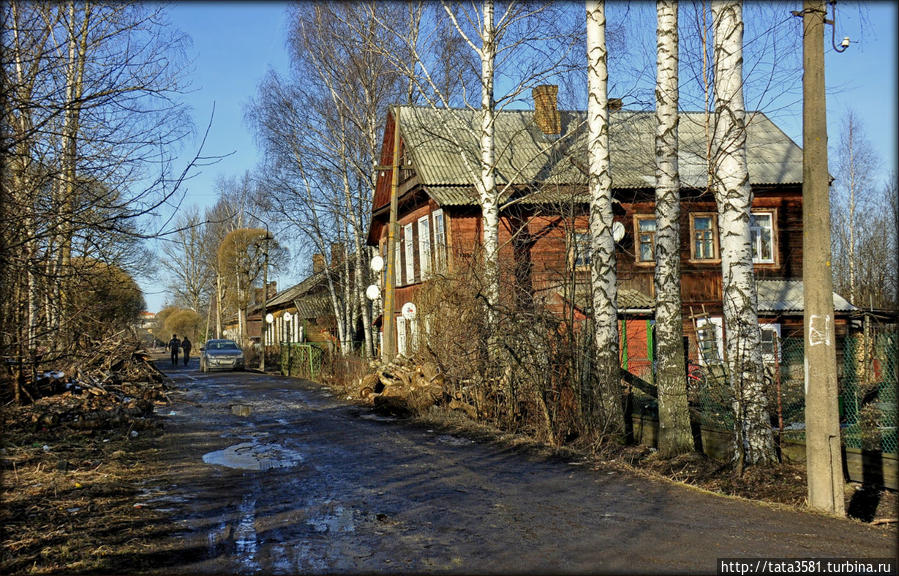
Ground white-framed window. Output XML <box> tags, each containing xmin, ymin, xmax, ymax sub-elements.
<box><xmin>396</xmin><ymin>316</ymin><xmax>407</xmax><ymax>356</ymax></box>
<box><xmin>750</xmin><ymin>211</ymin><xmax>775</xmax><ymax>264</ymax></box>
<box><xmin>635</xmin><ymin>216</ymin><xmax>657</xmax><ymax>263</ymax></box>
<box><xmin>418</xmin><ymin>215</ymin><xmax>431</xmax><ymax>279</ymax></box>
<box><xmin>433</xmin><ymin>209</ymin><xmax>447</xmax><ymax>273</ymax></box>
<box><xmin>395</xmin><ymin>236</ymin><xmax>402</xmax><ymax>286</ymax></box>
<box><xmin>404</xmin><ymin>222</ymin><xmax>415</xmax><ymax>284</ymax></box>
<box><xmin>695</xmin><ymin>316</ymin><xmax>724</xmax><ymax>365</ymax></box>
<box><xmin>571</xmin><ymin>230</ymin><xmax>591</xmax><ymax>269</ymax></box>
<box><xmin>759</xmin><ymin>323</ymin><xmax>781</xmax><ymax>362</ymax></box>
<box><xmin>410</xmin><ymin>317</ymin><xmax>419</xmax><ymax>352</ymax></box>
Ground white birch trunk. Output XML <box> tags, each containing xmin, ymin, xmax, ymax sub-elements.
<box><xmin>586</xmin><ymin>0</ymin><xmax>625</xmax><ymax>436</ymax></box>
<box><xmin>654</xmin><ymin>0</ymin><xmax>694</xmax><ymax>457</ymax></box>
<box><xmin>711</xmin><ymin>0</ymin><xmax>776</xmax><ymax>467</ymax></box>
<box><xmin>479</xmin><ymin>0</ymin><xmax>500</xmax><ymax>329</ymax></box>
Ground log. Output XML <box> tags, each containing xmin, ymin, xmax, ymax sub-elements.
<box><xmin>448</xmin><ymin>399</ymin><xmax>478</xmax><ymax>420</ymax></box>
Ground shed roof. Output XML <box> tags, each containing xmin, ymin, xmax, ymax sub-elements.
<box><xmin>756</xmin><ymin>280</ymin><xmax>856</xmax><ymax>313</ymax></box>
<box><xmin>396</xmin><ymin>106</ymin><xmax>803</xmax><ymax>207</ymax></box>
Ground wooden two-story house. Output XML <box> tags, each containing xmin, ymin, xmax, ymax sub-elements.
<box><xmin>366</xmin><ymin>86</ymin><xmax>854</xmax><ymax>379</ymax></box>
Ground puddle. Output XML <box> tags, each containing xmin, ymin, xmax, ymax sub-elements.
<box><xmin>203</xmin><ymin>442</ymin><xmax>304</xmax><ymax>471</ymax></box>
<box><xmin>359</xmin><ymin>413</ymin><xmax>396</xmax><ymax>423</ymax></box>
<box><xmin>307</xmin><ymin>502</ymin><xmax>356</xmax><ymax>534</ymax></box>
<box><xmin>436</xmin><ymin>435</ymin><xmax>474</xmax><ymax>446</ymax></box>
<box><xmin>231</xmin><ymin>404</ymin><xmax>253</xmax><ymax>416</ymax></box>
<box><xmin>235</xmin><ymin>493</ymin><xmax>260</xmax><ymax>572</ymax></box>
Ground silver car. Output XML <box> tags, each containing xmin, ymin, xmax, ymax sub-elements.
<box><xmin>200</xmin><ymin>339</ymin><xmax>245</xmax><ymax>372</ymax></box>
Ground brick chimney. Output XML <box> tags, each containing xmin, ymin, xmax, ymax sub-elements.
<box><xmin>532</xmin><ymin>84</ymin><xmax>561</xmax><ymax>135</ymax></box>
<box><xmin>312</xmin><ymin>253</ymin><xmax>325</xmax><ymax>274</ymax></box>
<box><xmin>330</xmin><ymin>242</ymin><xmax>345</xmax><ymax>266</ymax></box>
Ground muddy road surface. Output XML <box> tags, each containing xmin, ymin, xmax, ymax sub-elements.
<box><xmin>131</xmin><ymin>363</ymin><xmax>895</xmax><ymax>574</ymax></box>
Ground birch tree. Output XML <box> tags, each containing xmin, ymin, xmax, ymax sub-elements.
<box><xmin>830</xmin><ymin>110</ymin><xmax>880</xmax><ymax>307</ymax></box>
<box><xmin>711</xmin><ymin>0</ymin><xmax>775</xmax><ymax>468</ymax></box>
<box><xmin>654</xmin><ymin>0</ymin><xmax>693</xmax><ymax>457</ymax></box>
<box><xmin>368</xmin><ymin>1</ymin><xmax>582</xmax><ymax>338</ymax></box>
<box><xmin>1</xmin><ymin>1</ymin><xmax>193</xmax><ymax>372</ymax></box>
<box><xmin>586</xmin><ymin>0</ymin><xmax>625</xmax><ymax>437</ymax></box>
<box><xmin>249</xmin><ymin>3</ymin><xmax>410</xmax><ymax>357</ymax></box>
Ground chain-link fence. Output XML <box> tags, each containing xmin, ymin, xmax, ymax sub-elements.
<box><xmin>682</xmin><ymin>331</ymin><xmax>897</xmax><ymax>455</ymax></box>
<box><xmin>841</xmin><ymin>334</ymin><xmax>897</xmax><ymax>453</ymax></box>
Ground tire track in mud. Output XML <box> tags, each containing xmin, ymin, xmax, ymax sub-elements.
<box><xmin>132</xmin><ymin>367</ymin><xmax>896</xmax><ymax>574</ymax></box>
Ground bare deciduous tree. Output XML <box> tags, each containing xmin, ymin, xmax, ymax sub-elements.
<box><xmin>1</xmin><ymin>1</ymin><xmax>195</xmax><ymax>391</ymax></box>
<box><xmin>160</xmin><ymin>207</ymin><xmax>212</xmax><ymax>315</ymax></box>
<box><xmin>654</xmin><ymin>0</ymin><xmax>693</xmax><ymax>457</ymax></box>
<box><xmin>830</xmin><ymin>110</ymin><xmax>886</xmax><ymax>308</ymax></box>
<box><xmin>711</xmin><ymin>0</ymin><xmax>775</xmax><ymax>468</ymax></box>
<box><xmin>586</xmin><ymin>0</ymin><xmax>625</xmax><ymax>438</ymax></box>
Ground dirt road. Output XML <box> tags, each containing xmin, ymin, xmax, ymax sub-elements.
<box><xmin>127</xmin><ymin>363</ymin><xmax>895</xmax><ymax>574</ymax></box>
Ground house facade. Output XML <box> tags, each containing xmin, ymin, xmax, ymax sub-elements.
<box><xmin>366</xmin><ymin>88</ymin><xmax>855</xmax><ymax>378</ymax></box>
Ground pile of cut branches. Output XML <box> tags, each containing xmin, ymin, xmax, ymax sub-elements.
<box><xmin>4</xmin><ymin>331</ymin><xmax>170</xmax><ymax>433</ymax></box>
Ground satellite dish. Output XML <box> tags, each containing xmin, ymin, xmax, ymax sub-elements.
<box><xmin>365</xmin><ymin>284</ymin><xmax>381</xmax><ymax>301</ymax></box>
<box><xmin>265</xmin><ymin>313</ymin><xmax>274</xmax><ymax>324</ymax></box>
<box><xmin>370</xmin><ymin>255</ymin><xmax>384</xmax><ymax>272</ymax></box>
<box><xmin>612</xmin><ymin>221</ymin><xmax>625</xmax><ymax>243</ymax></box>
<box><xmin>283</xmin><ymin>312</ymin><xmax>292</xmax><ymax>322</ymax></box>
<box><xmin>401</xmin><ymin>302</ymin><xmax>417</xmax><ymax>320</ymax></box>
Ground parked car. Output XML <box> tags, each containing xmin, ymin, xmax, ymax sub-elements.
<box><xmin>200</xmin><ymin>339</ymin><xmax>245</xmax><ymax>372</ymax></box>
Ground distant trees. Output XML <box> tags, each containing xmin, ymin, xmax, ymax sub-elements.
<box><xmin>160</xmin><ymin>207</ymin><xmax>213</xmax><ymax>315</ymax></box>
<box><xmin>217</xmin><ymin>227</ymin><xmax>280</xmax><ymax>347</ymax></box>
<box><xmin>830</xmin><ymin>112</ymin><xmax>897</xmax><ymax>311</ymax></box>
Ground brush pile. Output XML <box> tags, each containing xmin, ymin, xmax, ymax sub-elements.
<box><xmin>5</xmin><ymin>334</ymin><xmax>170</xmax><ymax>432</ymax></box>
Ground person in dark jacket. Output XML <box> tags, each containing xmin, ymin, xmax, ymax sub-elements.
<box><xmin>167</xmin><ymin>334</ymin><xmax>181</xmax><ymax>367</ymax></box>
<box><xmin>181</xmin><ymin>336</ymin><xmax>192</xmax><ymax>366</ymax></box>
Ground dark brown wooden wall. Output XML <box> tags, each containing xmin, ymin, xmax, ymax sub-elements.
<box><xmin>374</xmin><ymin>184</ymin><xmax>805</xmax><ymax>322</ymax></box>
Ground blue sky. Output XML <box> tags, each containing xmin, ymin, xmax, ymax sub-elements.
<box><xmin>140</xmin><ymin>1</ymin><xmax>897</xmax><ymax>313</ymax></box>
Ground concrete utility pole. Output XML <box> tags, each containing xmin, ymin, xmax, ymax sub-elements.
<box><xmin>381</xmin><ymin>109</ymin><xmax>401</xmax><ymax>362</ymax></box>
<box><xmin>801</xmin><ymin>0</ymin><xmax>845</xmax><ymax>516</ymax></box>
<box><xmin>260</xmin><ymin>227</ymin><xmax>270</xmax><ymax>373</ymax></box>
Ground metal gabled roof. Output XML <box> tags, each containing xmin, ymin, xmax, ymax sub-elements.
<box><xmin>265</xmin><ymin>270</ymin><xmax>329</xmax><ymax>309</ymax></box>
<box><xmin>396</xmin><ymin>107</ymin><xmax>803</xmax><ymax>206</ymax></box>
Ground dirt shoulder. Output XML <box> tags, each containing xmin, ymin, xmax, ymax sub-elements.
<box><xmin>325</xmin><ymin>373</ymin><xmax>898</xmax><ymax>527</ymax></box>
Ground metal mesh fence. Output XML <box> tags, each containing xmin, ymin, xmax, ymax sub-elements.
<box><xmin>841</xmin><ymin>334</ymin><xmax>897</xmax><ymax>453</ymax></box>
<box><xmin>680</xmin><ymin>332</ymin><xmax>898</xmax><ymax>454</ymax></box>
<box><xmin>280</xmin><ymin>343</ymin><xmax>324</xmax><ymax>380</ymax></box>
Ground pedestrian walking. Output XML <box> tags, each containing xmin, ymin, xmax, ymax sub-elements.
<box><xmin>182</xmin><ymin>336</ymin><xmax>192</xmax><ymax>366</ymax></box>
<box><xmin>167</xmin><ymin>334</ymin><xmax>181</xmax><ymax>367</ymax></box>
